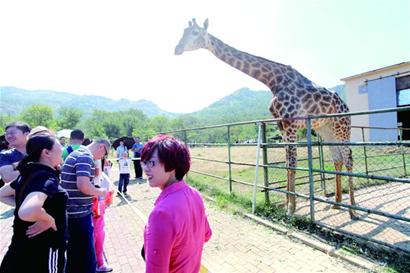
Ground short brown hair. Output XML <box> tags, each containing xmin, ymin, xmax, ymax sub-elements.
<box><xmin>141</xmin><ymin>134</ymin><xmax>190</xmax><ymax>180</ymax></box>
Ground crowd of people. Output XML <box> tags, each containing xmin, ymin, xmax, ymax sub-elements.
<box><xmin>0</xmin><ymin>121</ymin><xmax>212</xmax><ymax>273</ymax></box>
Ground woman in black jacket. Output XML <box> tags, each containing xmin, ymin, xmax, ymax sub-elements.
<box><xmin>0</xmin><ymin>134</ymin><xmax>68</xmax><ymax>273</ymax></box>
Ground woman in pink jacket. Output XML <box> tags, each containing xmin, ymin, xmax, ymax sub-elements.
<box><xmin>141</xmin><ymin>134</ymin><xmax>212</xmax><ymax>273</ymax></box>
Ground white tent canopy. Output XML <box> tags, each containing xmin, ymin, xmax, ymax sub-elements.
<box><xmin>57</xmin><ymin>129</ymin><xmax>72</xmax><ymax>139</ymax></box>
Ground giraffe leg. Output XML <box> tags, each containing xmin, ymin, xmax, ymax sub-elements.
<box><xmin>343</xmin><ymin>146</ymin><xmax>358</xmax><ymax>219</ymax></box>
<box><xmin>280</xmin><ymin>123</ymin><xmax>297</xmax><ymax>216</ymax></box>
<box><xmin>285</xmin><ymin>139</ymin><xmax>297</xmax><ymax>216</ymax></box>
<box><xmin>332</xmin><ymin>161</ymin><xmax>343</xmax><ymax>209</ymax></box>
<box><xmin>347</xmin><ymin>167</ymin><xmax>357</xmax><ymax>219</ymax></box>
<box><xmin>287</xmin><ymin>169</ymin><xmax>296</xmax><ymax>215</ymax></box>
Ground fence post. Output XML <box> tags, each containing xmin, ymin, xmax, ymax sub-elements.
<box><xmin>317</xmin><ymin>136</ymin><xmax>327</xmax><ymax>196</ymax></box>
<box><xmin>398</xmin><ymin>126</ymin><xmax>407</xmax><ymax>176</ymax></box>
<box><xmin>361</xmin><ymin>128</ymin><xmax>369</xmax><ymax>182</ymax></box>
<box><xmin>306</xmin><ymin>117</ymin><xmax>315</xmax><ymax>222</ymax></box>
<box><xmin>252</xmin><ymin>122</ymin><xmax>263</xmax><ymax>214</ymax></box>
<box><xmin>261</xmin><ymin>122</ymin><xmax>270</xmax><ymax>204</ymax></box>
<box><xmin>183</xmin><ymin>130</ymin><xmax>188</xmax><ymax>145</ymax></box>
<box><xmin>227</xmin><ymin>125</ymin><xmax>233</xmax><ymax>193</ymax></box>
<box><xmin>183</xmin><ymin>130</ymin><xmax>189</xmax><ymax>180</ymax></box>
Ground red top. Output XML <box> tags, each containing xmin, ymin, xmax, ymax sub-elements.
<box><xmin>144</xmin><ymin>180</ymin><xmax>212</xmax><ymax>273</ymax></box>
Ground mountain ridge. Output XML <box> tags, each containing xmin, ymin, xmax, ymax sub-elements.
<box><xmin>0</xmin><ymin>86</ymin><xmax>176</xmax><ymax>118</ymax></box>
<box><xmin>0</xmin><ymin>85</ymin><xmax>345</xmax><ymax>123</ymax></box>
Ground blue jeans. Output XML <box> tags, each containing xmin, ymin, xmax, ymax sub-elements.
<box><xmin>118</xmin><ymin>173</ymin><xmax>130</xmax><ymax>193</ymax></box>
<box><xmin>65</xmin><ymin>215</ymin><xmax>96</xmax><ymax>273</ymax></box>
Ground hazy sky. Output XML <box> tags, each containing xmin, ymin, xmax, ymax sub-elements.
<box><xmin>0</xmin><ymin>0</ymin><xmax>409</xmax><ymax>113</ymax></box>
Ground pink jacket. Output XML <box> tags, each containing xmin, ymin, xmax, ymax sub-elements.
<box><xmin>144</xmin><ymin>180</ymin><xmax>212</xmax><ymax>273</ymax></box>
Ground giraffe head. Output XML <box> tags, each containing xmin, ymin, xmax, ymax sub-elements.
<box><xmin>175</xmin><ymin>18</ymin><xmax>209</xmax><ymax>55</ymax></box>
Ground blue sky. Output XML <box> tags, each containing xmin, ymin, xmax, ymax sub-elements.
<box><xmin>0</xmin><ymin>0</ymin><xmax>409</xmax><ymax>113</ymax></box>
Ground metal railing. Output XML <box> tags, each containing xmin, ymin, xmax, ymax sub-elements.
<box><xmin>164</xmin><ymin>106</ymin><xmax>410</xmax><ymax>254</ymax></box>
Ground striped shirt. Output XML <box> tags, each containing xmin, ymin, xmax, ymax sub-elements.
<box><xmin>61</xmin><ymin>146</ymin><xmax>95</xmax><ymax>218</ymax></box>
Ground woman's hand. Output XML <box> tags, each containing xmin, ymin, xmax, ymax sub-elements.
<box><xmin>18</xmin><ymin>191</ymin><xmax>56</xmax><ymax>238</ymax></box>
<box><xmin>26</xmin><ymin>217</ymin><xmax>57</xmax><ymax>238</ymax></box>
<box><xmin>105</xmin><ymin>190</ymin><xmax>114</xmax><ymax>207</ymax></box>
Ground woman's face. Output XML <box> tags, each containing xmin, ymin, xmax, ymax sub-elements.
<box><xmin>47</xmin><ymin>141</ymin><xmax>63</xmax><ymax>167</ymax></box>
<box><xmin>141</xmin><ymin>149</ymin><xmax>175</xmax><ymax>190</ymax></box>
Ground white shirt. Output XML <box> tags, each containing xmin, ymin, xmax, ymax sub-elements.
<box><xmin>93</xmin><ymin>159</ymin><xmax>102</xmax><ymax>187</ymax></box>
<box><xmin>119</xmin><ymin>158</ymin><xmax>131</xmax><ymax>174</ymax></box>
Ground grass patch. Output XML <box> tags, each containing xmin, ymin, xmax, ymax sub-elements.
<box><xmin>187</xmin><ymin>176</ymin><xmax>251</xmax><ymax>215</ymax></box>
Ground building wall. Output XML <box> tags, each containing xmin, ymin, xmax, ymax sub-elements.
<box><xmin>367</xmin><ymin>77</ymin><xmax>397</xmax><ymax>141</ymax></box>
<box><xmin>344</xmin><ymin>78</ymin><xmax>370</xmax><ymax>141</ymax></box>
<box><xmin>343</xmin><ymin>62</ymin><xmax>410</xmax><ymax>141</ymax></box>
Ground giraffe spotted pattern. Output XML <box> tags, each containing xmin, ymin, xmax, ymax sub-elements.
<box><xmin>175</xmin><ymin>18</ymin><xmax>357</xmax><ymax>218</ymax></box>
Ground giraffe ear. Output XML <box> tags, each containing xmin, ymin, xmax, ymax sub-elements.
<box><xmin>188</xmin><ymin>20</ymin><xmax>192</xmax><ymax>27</ymax></box>
<box><xmin>203</xmin><ymin>18</ymin><xmax>209</xmax><ymax>30</ymax></box>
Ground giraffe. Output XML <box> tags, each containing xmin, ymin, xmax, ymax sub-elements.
<box><xmin>175</xmin><ymin>18</ymin><xmax>357</xmax><ymax>219</ymax></box>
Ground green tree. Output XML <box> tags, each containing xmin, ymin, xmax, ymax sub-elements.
<box><xmin>57</xmin><ymin>107</ymin><xmax>82</xmax><ymax>129</ymax></box>
<box><xmin>0</xmin><ymin>114</ymin><xmax>17</xmax><ymax>134</ymax></box>
<box><xmin>118</xmin><ymin>109</ymin><xmax>148</xmax><ymax>137</ymax></box>
<box><xmin>149</xmin><ymin>116</ymin><xmax>171</xmax><ymax>134</ymax></box>
<box><xmin>20</xmin><ymin>105</ymin><xmax>55</xmax><ymax>128</ymax></box>
<box><xmin>134</xmin><ymin>127</ymin><xmax>156</xmax><ymax>142</ymax></box>
<box><xmin>104</xmin><ymin>122</ymin><xmax>121</xmax><ymax>139</ymax></box>
<box><xmin>82</xmin><ymin>110</ymin><xmax>110</xmax><ymax>139</ymax></box>
<box><xmin>83</xmin><ymin>109</ymin><xmax>149</xmax><ymax>140</ymax></box>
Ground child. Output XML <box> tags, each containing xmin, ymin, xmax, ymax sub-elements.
<box><xmin>92</xmin><ymin>160</ymin><xmax>114</xmax><ymax>272</ymax></box>
<box><xmin>103</xmin><ymin>159</ymin><xmax>113</xmax><ymax>176</ymax></box>
<box><xmin>118</xmin><ymin>152</ymin><xmax>131</xmax><ymax>194</ymax></box>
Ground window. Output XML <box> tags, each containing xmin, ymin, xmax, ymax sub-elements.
<box><xmin>396</xmin><ymin>75</ymin><xmax>410</xmax><ymax>106</ymax></box>
<box><xmin>398</xmin><ymin>88</ymin><xmax>410</xmax><ymax>106</ymax></box>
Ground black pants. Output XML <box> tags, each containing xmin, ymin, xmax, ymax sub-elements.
<box><xmin>0</xmin><ymin>240</ymin><xmax>66</xmax><ymax>273</ymax></box>
<box><xmin>133</xmin><ymin>159</ymin><xmax>143</xmax><ymax>179</ymax></box>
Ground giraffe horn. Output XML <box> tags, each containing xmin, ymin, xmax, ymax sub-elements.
<box><xmin>188</xmin><ymin>20</ymin><xmax>192</xmax><ymax>27</ymax></box>
<box><xmin>203</xmin><ymin>18</ymin><xmax>209</xmax><ymax>30</ymax></box>
<box><xmin>192</xmin><ymin>18</ymin><xmax>198</xmax><ymax>27</ymax></box>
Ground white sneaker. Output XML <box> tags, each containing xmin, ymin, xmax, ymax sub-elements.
<box><xmin>96</xmin><ymin>264</ymin><xmax>113</xmax><ymax>272</ymax></box>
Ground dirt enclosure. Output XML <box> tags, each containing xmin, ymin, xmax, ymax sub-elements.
<box><xmin>189</xmin><ymin>145</ymin><xmax>410</xmax><ymax>253</ymax></box>
<box><xmin>295</xmin><ymin>182</ymin><xmax>410</xmax><ymax>253</ymax></box>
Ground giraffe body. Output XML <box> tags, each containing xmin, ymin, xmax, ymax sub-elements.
<box><xmin>175</xmin><ymin>19</ymin><xmax>356</xmax><ymax>218</ymax></box>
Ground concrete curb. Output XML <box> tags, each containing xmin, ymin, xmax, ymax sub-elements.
<box><xmin>243</xmin><ymin>213</ymin><xmax>379</xmax><ymax>272</ymax></box>
<box><xmin>204</xmin><ymin>195</ymin><xmax>216</xmax><ymax>203</ymax></box>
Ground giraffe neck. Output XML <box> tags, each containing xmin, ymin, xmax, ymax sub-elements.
<box><xmin>205</xmin><ymin>34</ymin><xmax>286</xmax><ymax>91</ymax></box>
<box><xmin>204</xmin><ymin>34</ymin><xmax>314</xmax><ymax>94</ymax></box>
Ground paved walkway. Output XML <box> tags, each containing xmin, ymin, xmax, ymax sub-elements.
<box><xmin>0</xmin><ymin>178</ymin><xmax>377</xmax><ymax>272</ymax></box>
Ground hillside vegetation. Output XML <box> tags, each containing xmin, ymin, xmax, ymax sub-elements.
<box><xmin>0</xmin><ymin>85</ymin><xmax>345</xmax><ymax>142</ymax></box>
<box><xmin>0</xmin><ymin>86</ymin><xmax>175</xmax><ymax>118</ymax></box>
